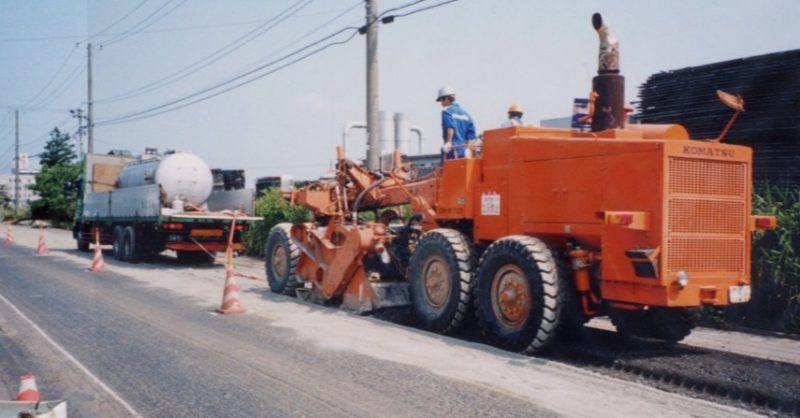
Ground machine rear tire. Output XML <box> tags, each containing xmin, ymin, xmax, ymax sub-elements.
<box><xmin>649</xmin><ymin>307</ymin><xmax>699</xmax><ymax>343</ymax></box>
<box><xmin>112</xmin><ymin>226</ymin><xmax>124</xmax><ymax>260</ymax></box>
<box><xmin>609</xmin><ymin>308</ymin><xmax>653</xmax><ymax>340</ymax></box>
<box><xmin>265</xmin><ymin>223</ymin><xmax>301</xmax><ymax>296</ymax></box>
<box><xmin>408</xmin><ymin>229</ymin><xmax>475</xmax><ymax>334</ymax></box>
<box><xmin>610</xmin><ymin>307</ymin><xmax>698</xmax><ymax>343</ymax></box>
<box><xmin>474</xmin><ymin>236</ymin><xmax>563</xmax><ymax>354</ymax></box>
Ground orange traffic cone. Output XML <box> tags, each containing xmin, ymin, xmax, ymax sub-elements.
<box><xmin>35</xmin><ymin>227</ymin><xmax>48</xmax><ymax>255</ymax></box>
<box><xmin>89</xmin><ymin>229</ymin><xmax>106</xmax><ymax>272</ymax></box>
<box><xmin>4</xmin><ymin>225</ymin><xmax>14</xmax><ymax>244</ymax></box>
<box><xmin>216</xmin><ymin>267</ymin><xmax>246</xmax><ymax>315</ymax></box>
<box><xmin>16</xmin><ymin>374</ymin><xmax>40</xmax><ymax>402</ymax></box>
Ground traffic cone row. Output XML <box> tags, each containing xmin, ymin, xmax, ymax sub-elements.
<box><xmin>4</xmin><ymin>225</ymin><xmax>14</xmax><ymax>244</ymax></box>
<box><xmin>34</xmin><ymin>226</ymin><xmax>48</xmax><ymax>255</ymax></box>
<box><xmin>216</xmin><ymin>212</ymin><xmax>246</xmax><ymax>315</ymax></box>
<box><xmin>16</xmin><ymin>374</ymin><xmax>40</xmax><ymax>402</ymax></box>
<box><xmin>89</xmin><ymin>229</ymin><xmax>106</xmax><ymax>272</ymax></box>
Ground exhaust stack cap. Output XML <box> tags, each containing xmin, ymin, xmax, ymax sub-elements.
<box><xmin>592</xmin><ymin>12</ymin><xmax>619</xmax><ymax>74</ymax></box>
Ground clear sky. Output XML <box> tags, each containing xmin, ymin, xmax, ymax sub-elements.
<box><xmin>2</xmin><ymin>0</ymin><xmax>799</xmax><ymax>183</ymax></box>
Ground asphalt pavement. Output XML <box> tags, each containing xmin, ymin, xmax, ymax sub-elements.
<box><xmin>0</xmin><ymin>243</ymin><xmax>556</xmax><ymax>418</ymax></box>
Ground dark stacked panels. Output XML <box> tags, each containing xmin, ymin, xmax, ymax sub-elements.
<box><xmin>638</xmin><ymin>49</ymin><xmax>800</xmax><ymax>188</ymax></box>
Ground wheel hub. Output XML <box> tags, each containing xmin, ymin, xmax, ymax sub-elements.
<box><xmin>491</xmin><ymin>265</ymin><xmax>530</xmax><ymax>327</ymax></box>
<box><xmin>422</xmin><ymin>255</ymin><xmax>451</xmax><ymax>309</ymax></box>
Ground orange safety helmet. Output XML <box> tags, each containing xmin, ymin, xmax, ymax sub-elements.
<box><xmin>508</xmin><ymin>104</ymin><xmax>524</xmax><ymax>114</ymax></box>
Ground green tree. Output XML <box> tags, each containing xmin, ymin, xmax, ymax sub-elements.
<box><xmin>38</xmin><ymin>128</ymin><xmax>76</xmax><ymax>169</ymax></box>
<box><xmin>29</xmin><ymin>128</ymin><xmax>81</xmax><ymax>223</ymax></box>
<box><xmin>0</xmin><ymin>185</ymin><xmax>11</xmax><ymax>209</ymax></box>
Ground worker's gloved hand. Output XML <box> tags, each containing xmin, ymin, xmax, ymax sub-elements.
<box><xmin>441</xmin><ymin>142</ymin><xmax>452</xmax><ymax>154</ymax></box>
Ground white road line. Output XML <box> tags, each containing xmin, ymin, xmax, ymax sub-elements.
<box><xmin>0</xmin><ymin>292</ymin><xmax>142</xmax><ymax>417</ymax></box>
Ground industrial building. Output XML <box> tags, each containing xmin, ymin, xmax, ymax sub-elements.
<box><xmin>1</xmin><ymin>153</ymin><xmax>40</xmax><ymax>208</ymax></box>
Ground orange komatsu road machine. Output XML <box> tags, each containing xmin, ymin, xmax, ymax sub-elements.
<box><xmin>265</xmin><ymin>13</ymin><xmax>776</xmax><ymax>354</ymax></box>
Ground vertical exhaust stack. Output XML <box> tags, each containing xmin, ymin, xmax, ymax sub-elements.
<box><xmin>590</xmin><ymin>13</ymin><xmax>625</xmax><ymax>132</ymax></box>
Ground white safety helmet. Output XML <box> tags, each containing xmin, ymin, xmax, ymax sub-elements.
<box><xmin>436</xmin><ymin>86</ymin><xmax>456</xmax><ymax>102</ymax></box>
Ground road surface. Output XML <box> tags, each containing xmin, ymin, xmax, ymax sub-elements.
<box><xmin>0</xmin><ymin>226</ymin><xmax>764</xmax><ymax>417</ymax></box>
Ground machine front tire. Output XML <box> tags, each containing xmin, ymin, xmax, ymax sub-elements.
<box><xmin>408</xmin><ymin>229</ymin><xmax>475</xmax><ymax>334</ymax></box>
<box><xmin>474</xmin><ymin>235</ymin><xmax>563</xmax><ymax>354</ymax></box>
<box><xmin>265</xmin><ymin>223</ymin><xmax>301</xmax><ymax>296</ymax></box>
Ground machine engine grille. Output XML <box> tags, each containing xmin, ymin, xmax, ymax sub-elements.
<box><xmin>666</xmin><ymin>157</ymin><xmax>747</xmax><ymax>275</ymax></box>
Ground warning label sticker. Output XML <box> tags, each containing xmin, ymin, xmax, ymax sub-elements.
<box><xmin>481</xmin><ymin>192</ymin><xmax>501</xmax><ymax>216</ymax></box>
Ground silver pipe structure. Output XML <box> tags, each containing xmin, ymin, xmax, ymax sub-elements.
<box><xmin>379</xmin><ymin>111</ymin><xmax>393</xmax><ymax>155</ymax></box>
<box><xmin>410</xmin><ymin>125</ymin><xmax>424</xmax><ymax>154</ymax></box>
<box><xmin>393</xmin><ymin>112</ymin><xmax>410</xmax><ymax>156</ymax></box>
<box><xmin>342</xmin><ymin>121</ymin><xmax>367</xmax><ymax>157</ymax></box>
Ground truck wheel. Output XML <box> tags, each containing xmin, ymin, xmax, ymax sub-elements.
<box><xmin>112</xmin><ymin>226</ymin><xmax>124</xmax><ymax>260</ymax></box>
<box><xmin>76</xmin><ymin>226</ymin><xmax>90</xmax><ymax>252</ymax></box>
<box><xmin>122</xmin><ymin>226</ymin><xmax>140</xmax><ymax>264</ymax></box>
<box><xmin>408</xmin><ymin>229</ymin><xmax>475</xmax><ymax>334</ymax></box>
<box><xmin>475</xmin><ymin>235</ymin><xmax>562</xmax><ymax>354</ymax></box>
<box><xmin>265</xmin><ymin>223</ymin><xmax>301</xmax><ymax>296</ymax></box>
<box><xmin>649</xmin><ymin>307</ymin><xmax>699</xmax><ymax>343</ymax></box>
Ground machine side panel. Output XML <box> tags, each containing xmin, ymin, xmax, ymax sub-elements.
<box><xmin>436</xmin><ymin>158</ymin><xmax>480</xmax><ymax>220</ymax></box>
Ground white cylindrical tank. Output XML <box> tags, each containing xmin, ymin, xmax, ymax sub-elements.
<box><xmin>117</xmin><ymin>151</ymin><xmax>213</xmax><ymax>206</ymax></box>
<box><xmin>394</xmin><ymin>112</ymin><xmax>411</xmax><ymax>155</ymax></box>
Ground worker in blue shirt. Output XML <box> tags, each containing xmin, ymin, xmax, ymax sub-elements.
<box><xmin>436</xmin><ymin>86</ymin><xmax>477</xmax><ymax>160</ymax></box>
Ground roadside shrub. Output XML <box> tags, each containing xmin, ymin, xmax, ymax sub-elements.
<box><xmin>243</xmin><ymin>189</ymin><xmax>308</xmax><ymax>257</ymax></box>
<box><xmin>749</xmin><ymin>186</ymin><xmax>800</xmax><ymax>333</ymax></box>
<box><xmin>2</xmin><ymin>207</ymin><xmax>31</xmax><ymax>222</ymax></box>
<box><xmin>701</xmin><ymin>186</ymin><xmax>800</xmax><ymax>334</ymax></box>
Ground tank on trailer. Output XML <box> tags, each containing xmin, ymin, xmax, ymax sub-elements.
<box><xmin>116</xmin><ymin>151</ymin><xmax>214</xmax><ymax>207</ymax></box>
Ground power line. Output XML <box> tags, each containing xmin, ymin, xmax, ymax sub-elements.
<box><xmin>86</xmin><ymin>0</ymin><xmax>151</xmax><ymax>41</ymax></box>
<box><xmin>96</xmin><ymin>0</ymin><xmax>458</xmax><ymax>126</ymax></box>
<box><xmin>234</xmin><ymin>0</ymin><xmax>363</xmax><ymax>73</ymax></box>
<box><xmin>390</xmin><ymin>0</ymin><xmax>459</xmax><ymax>18</ymax></box>
<box><xmin>20</xmin><ymin>43</ymin><xmax>81</xmax><ymax>111</ymax></box>
<box><xmin>101</xmin><ymin>0</ymin><xmax>188</xmax><ymax>47</ymax></box>
<box><xmin>0</xmin><ymin>6</ymin><xmax>362</xmax><ymax>44</ymax></box>
<box><xmin>26</xmin><ymin>59</ymin><xmax>87</xmax><ymax>111</ymax></box>
<box><xmin>21</xmin><ymin>115</ymin><xmax>74</xmax><ymax>147</ymax></box>
<box><xmin>378</xmin><ymin>0</ymin><xmax>428</xmax><ymax>17</ymax></box>
<box><xmin>99</xmin><ymin>28</ymin><xmax>360</xmax><ymax>126</ymax></box>
<box><xmin>95</xmin><ymin>0</ymin><xmax>314</xmax><ymax>104</ymax></box>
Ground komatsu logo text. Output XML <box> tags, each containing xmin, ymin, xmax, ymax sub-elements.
<box><xmin>682</xmin><ymin>145</ymin><xmax>735</xmax><ymax>158</ymax></box>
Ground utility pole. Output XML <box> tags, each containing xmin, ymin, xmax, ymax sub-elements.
<box><xmin>87</xmin><ymin>43</ymin><xmax>94</xmax><ymax>154</ymax></box>
<box><xmin>365</xmin><ymin>0</ymin><xmax>379</xmax><ymax>170</ymax></box>
<box><xmin>71</xmin><ymin>108</ymin><xmax>85</xmax><ymax>158</ymax></box>
<box><xmin>13</xmin><ymin>110</ymin><xmax>19</xmax><ymax>217</ymax></box>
